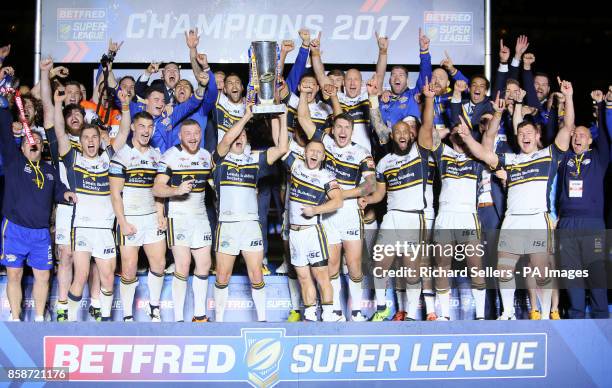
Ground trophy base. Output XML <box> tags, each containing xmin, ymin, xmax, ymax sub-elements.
<box><xmin>252</xmin><ymin>104</ymin><xmax>287</xmax><ymax>115</ymax></box>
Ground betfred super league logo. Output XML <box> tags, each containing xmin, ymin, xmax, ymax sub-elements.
<box><xmin>243</xmin><ymin>329</ymin><xmax>284</xmax><ymax>388</ymax></box>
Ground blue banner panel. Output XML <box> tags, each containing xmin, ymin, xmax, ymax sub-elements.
<box><xmin>41</xmin><ymin>0</ymin><xmax>485</xmax><ymax>65</ymax></box>
<box><xmin>0</xmin><ymin>321</ymin><xmax>610</xmax><ymax>387</ymax></box>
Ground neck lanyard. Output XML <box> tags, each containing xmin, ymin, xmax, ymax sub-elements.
<box><xmin>28</xmin><ymin>160</ymin><xmax>45</xmax><ymax>189</ymax></box>
<box><xmin>573</xmin><ymin>153</ymin><xmax>585</xmax><ymax>177</ymax></box>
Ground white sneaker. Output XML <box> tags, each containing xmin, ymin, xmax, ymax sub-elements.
<box><xmin>148</xmin><ymin>304</ymin><xmax>162</xmax><ymax>322</ymax></box>
<box><xmin>275</xmin><ymin>261</ymin><xmax>288</xmax><ymax>274</ymax></box>
<box><xmin>497</xmin><ymin>313</ymin><xmax>516</xmax><ymax>320</ymax></box>
<box><xmin>436</xmin><ymin>316</ymin><xmax>450</xmax><ymax>321</ymax></box>
<box><xmin>322</xmin><ymin>310</ymin><xmax>343</xmax><ymax>322</ymax></box>
<box><xmin>351</xmin><ymin>312</ymin><xmax>367</xmax><ymax>322</ymax></box>
<box><xmin>304</xmin><ymin>308</ymin><xmax>318</xmax><ymax>322</ymax></box>
<box><xmin>164</xmin><ymin>263</ymin><xmax>176</xmax><ymax>275</ymax></box>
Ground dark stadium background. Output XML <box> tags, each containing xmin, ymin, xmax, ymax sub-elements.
<box><xmin>1</xmin><ymin>1</ymin><xmax>610</xmax><ymax>125</ymax></box>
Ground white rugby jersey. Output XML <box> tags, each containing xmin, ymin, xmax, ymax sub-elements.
<box><xmin>212</xmin><ymin>150</ymin><xmax>269</xmax><ymax>222</ymax></box>
<box><xmin>337</xmin><ymin>91</ymin><xmax>371</xmax><ymax>152</ymax></box>
<box><xmin>284</xmin><ymin>138</ymin><xmax>306</xmax><ymax>205</ymax></box>
<box><xmin>286</xmin><ymin>93</ymin><xmax>333</xmax><ymax>139</ymax></box>
<box><xmin>432</xmin><ymin>143</ymin><xmax>485</xmax><ymax>213</ymax></box>
<box><xmin>157</xmin><ymin>145</ymin><xmax>212</xmax><ymax>218</ymax></box>
<box><xmin>109</xmin><ymin>140</ymin><xmax>162</xmax><ymax>216</ymax></box>
<box><xmin>497</xmin><ymin>144</ymin><xmax>565</xmax><ymax>215</ymax></box>
<box><xmin>376</xmin><ymin>143</ymin><xmax>429</xmax><ymax>212</ymax></box>
<box><xmin>215</xmin><ymin>93</ymin><xmax>245</xmax><ymax>143</ymax></box>
<box><xmin>62</xmin><ymin>147</ymin><xmax>115</xmax><ymax>229</ymax></box>
<box><xmin>284</xmin><ymin>153</ymin><xmax>339</xmax><ymax>225</ymax></box>
<box><xmin>314</xmin><ymin>129</ymin><xmax>375</xmax><ymax>210</ymax></box>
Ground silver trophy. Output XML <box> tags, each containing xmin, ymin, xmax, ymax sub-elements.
<box><xmin>249</xmin><ymin>41</ymin><xmax>286</xmax><ymax>114</ymax></box>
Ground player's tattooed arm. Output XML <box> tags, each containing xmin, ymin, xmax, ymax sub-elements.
<box><xmin>370</xmin><ymin>107</ymin><xmax>390</xmax><ymax>144</ymax></box>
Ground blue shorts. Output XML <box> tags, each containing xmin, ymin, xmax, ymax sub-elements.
<box><xmin>1</xmin><ymin>218</ymin><xmax>53</xmax><ymax>270</ymax></box>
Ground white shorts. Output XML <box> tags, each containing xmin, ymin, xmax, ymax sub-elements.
<box><xmin>72</xmin><ymin>227</ymin><xmax>116</xmax><ymax>260</ymax></box>
<box><xmin>376</xmin><ymin>211</ymin><xmax>426</xmax><ymax>248</ymax></box>
<box><xmin>215</xmin><ymin>220</ymin><xmax>263</xmax><ymax>255</ymax></box>
<box><xmin>289</xmin><ymin>225</ymin><xmax>329</xmax><ymax>267</ymax></box>
<box><xmin>168</xmin><ymin>216</ymin><xmax>212</xmax><ymax>249</ymax></box>
<box><xmin>116</xmin><ymin>213</ymin><xmax>165</xmax><ymax>247</ymax></box>
<box><xmin>55</xmin><ymin>204</ymin><xmax>73</xmax><ymax>245</ymax></box>
<box><xmin>498</xmin><ymin>213</ymin><xmax>554</xmax><ymax>255</ymax></box>
<box><xmin>323</xmin><ymin>206</ymin><xmax>362</xmax><ymax>243</ymax></box>
<box><xmin>433</xmin><ymin>211</ymin><xmax>481</xmax><ymax>243</ymax></box>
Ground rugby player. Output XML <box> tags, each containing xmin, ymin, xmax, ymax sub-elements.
<box><xmin>283</xmin><ymin>138</ymin><xmax>343</xmax><ymax>321</ymax></box>
<box><xmin>458</xmin><ymin>78</ymin><xmax>574</xmax><ymax>320</ymax></box>
<box><xmin>420</xmin><ymin>80</ymin><xmax>489</xmax><ymax>321</ymax></box>
<box><xmin>54</xmin><ymin>89</ymin><xmax>131</xmax><ymax>321</ymax></box>
<box><xmin>110</xmin><ymin>111</ymin><xmax>166</xmax><ymax>322</ymax></box>
<box><xmin>298</xmin><ymin>85</ymin><xmax>377</xmax><ymax>322</ymax></box>
<box><xmin>212</xmin><ymin>107</ymin><xmax>288</xmax><ymax>322</ymax></box>
<box><xmin>153</xmin><ymin>119</ymin><xmax>214</xmax><ymax>322</ymax></box>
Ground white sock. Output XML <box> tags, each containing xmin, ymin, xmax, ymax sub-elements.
<box><xmin>437</xmin><ymin>291</ymin><xmax>450</xmax><ymax>318</ymax></box>
<box><xmin>214</xmin><ymin>283</ymin><xmax>229</xmax><ymax>322</ymax></box>
<box><xmin>100</xmin><ymin>288</ymin><xmax>113</xmax><ymax>319</ymax></box>
<box><xmin>34</xmin><ymin>315</ymin><xmax>44</xmax><ymax>322</ymax></box>
<box><xmin>348</xmin><ymin>276</ymin><xmax>363</xmax><ymax>313</ymax></box>
<box><xmin>147</xmin><ymin>270</ymin><xmax>164</xmax><ymax>306</ymax></box>
<box><xmin>423</xmin><ymin>289</ymin><xmax>435</xmax><ymax>314</ymax></box>
<box><xmin>396</xmin><ymin>290</ymin><xmax>406</xmax><ymax>312</ymax></box>
<box><xmin>172</xmin><ymin>274</ymin><xmax>187</xmax><ymax>322</ymax></box>
<box><xmin>120</xmin><ymin>277</ymin><xmax>138</xmax><ymax>318</ymax></box>
<box><xmin>252</xmin><ymin>284</ymin><xmax>266</xmax><ymax>321</ymax></box>
<box><xmin>304</xmin><ymin>305</ymin><xmax>317</xmax><ymax>320</ymax></box>
<box><xmin>472</xmin><ymin>288</ymin><xmax>486</xmax><ymax>319</ymax></box>
<box><xmin>406</xmin><ymin>284</ymin><xmax>422</xmax><ymax>320</ymax></box>
<box><xmin>67</xmin><ymin>293</ymin><xmax>81</xmax><ymax>322</ymax></box>
<box><xmin>536</xmin><ymin>287</ymin><xmax>552</xmax><ymax>320</ymax></box>
<box><xmin>288</xmin><ymin>277</ymin><xmax>301</xmax><ymax>310</ymax></box>
<box><xmin>90</xmin><ymin>298</ymin><xmax>100</xmax><ymax>309</ymax></box>
<box><xmin>373</xmin><ymin>274</ymin><xmax>388</xmax><ymax>308</ymax></box>
<box><xmin>331</xmin><ymin>275</ymin><xmax>341</xmax><ymax>311</ymax></box>
<box><xmin>322</xmin><ymin>304</ymin><xmax>333</xmax><ymax>315</ymax></box>
<box><xmin>193</xmin><ymin>275</ymin><xmax>209</xmax><ymax>317</ymax></box>
<box><xmin>499</xmin><ymin>277</ymin><xmax>517</xmax><ymax>316</ymax></box>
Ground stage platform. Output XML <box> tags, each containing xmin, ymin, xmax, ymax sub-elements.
<box><xmin>2</xmin><ymin>273</ymin><xmax>502</xmax><ymax>322</ymax></box>
<box><xmin>0</xmin><ymin>320</ymin><xmax>610</xmax><ymax>387</ymax></box>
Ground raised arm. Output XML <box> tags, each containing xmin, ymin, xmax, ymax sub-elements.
<box><xmin>512</xmin><ymin>89</ymin><xmax>527</xmax><ymax>135</ymax></box>
<box><xmin>521</xmin><ymin>54</ymin><xmax>540</xmax><ymax>108</ymax></box>
<box><xmin>53</xmin><ymin>89</ymin><xmax>71</xmax><ymax>156</ymax></box>
<box><xmin>297</xmin><ymin>85</ymin><xmax>317</xmax><ymax>139</ymax></box>
<box><xmin>266</xmin><ymin>112</ymin><xmax>289</xmax><ymax>164</ymax></box>
<box><xmin>441</xmin><ymin>51</ymin><xmax>469</xmax><ymax>84</ymax></box>
<box><xmin>309</xmin><ymin>32</ymin><xmax>329</xmax><ymax>89</ymax></box>
<box><xmin>457</xmin><ymin>116</ymin><xmax>499</xmax><ymax>167</ymax></box>
<box><xmin>39</xmin><ymin>58</ymin><xmax>55</xmax><ymax>129</ymax></box>
<box><xmin>374</xmin><ymin>32</ymin><xmax>388</xmax><ymax>91</ymax></box>
<box><xmin>285</xmin><ymin>29</ymin><xmax>310</xmax><ymax>94</ymax></box>
<box><xmin>485</xmin><ymin>92</ymin><xmax>505</xmax><ymax>150</ymax></box>
<box><xmin>367</xmin><ymin>76</ymin><xmax>391</xmax><ymax>144</ymax></box>
<box><xmin>418</xmin><ymin>78</ymin><xmax>435</xmax><ymax>149</ymax></box>
<box><xmin>111</xmin><ymin>90</ymin><xmax>132</xmax><ymax>152</ymax></box>
<box><xmin>216</xmin><ymin>104</ymin><xmax>253</xmax><ymax>157</ymax></box>
<box><xmin>279</xmin><ymin>39</ymin><xmax>295</xmax><ymax>76</ymax></box>
<box><xmin>555</xmin><ymin>78</ymin><xmax>574</xmax><ymax>151</ymax></box>
<box><xmin>414</xmin><ymin>28</ymin><xmax>432</xmax><ymax>92</ymax></box>
<box><xmin>321</xmin><ymin>83</ymin><xmax>342</xmax><ymax>116</ymax></box>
